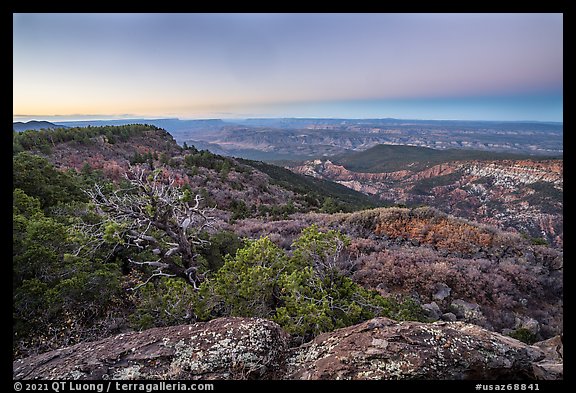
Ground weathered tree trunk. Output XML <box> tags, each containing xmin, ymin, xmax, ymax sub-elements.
<box><xmin>82</xmin><ymin>166</ymin><xmax>214</xmax><ymax>289</ymax></box>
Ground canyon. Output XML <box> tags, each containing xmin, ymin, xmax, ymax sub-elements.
<box><xmin>290</xmin><ymin>157</ymin><xmax>562</xmax><ymax>247</ymax></box>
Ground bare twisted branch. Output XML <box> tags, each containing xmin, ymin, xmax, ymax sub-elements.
<box><xmin>79</xmin><ymin>165</ymin><xmax>215</xmax><ymax>289</ymax></box>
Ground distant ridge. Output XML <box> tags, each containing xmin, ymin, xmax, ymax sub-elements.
<box><xmin>53</xmin><ymin>118</ymin><xmax>227</xmax><ymax>133</ymax></box>
<box><xmin>229</xmin><ymin>117</ymin><xmax>563</xmax><ymax>129</ymax></box>
<box><xmin>13</xmin><ymin>120</ymin><xmax>66</xmax><ymax>132</ymax></box>
<box><xmin>332</xmin><ymin>144</ymin><xmax>561</xmax><ymax>173</ymax></box>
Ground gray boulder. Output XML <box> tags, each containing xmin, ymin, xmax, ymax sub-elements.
<box><xmin>441</xmin><ymin>312</ymin><xmax>458</xmax><ymax>322</ymax></box>
<box><xmin>286</xmin><ymin>317</ymin><xmax>544</xmax><ymax>379</ymax></box>
<box><xmin>515</xmin><ymin>316</ymin><xmax>541</xmax><ymax>336</ymax></box>
<box><xmin>13</xmin><ymin>317</ymin><xmax>289</xmax><ymax>380</ymax></box>
<box><xmin>450</xmin><ymin>299</ymin><xmax>493</xmax><ymax>329</ymax></box>
<box><xmin>531</xmin><ymin>335</ymin><xmax>563</xmax><ymax>380</ymax></box>
<box><xmin>433</xmin><ymin>283</ymin><xmax>452</xmax><ymax>301</ymax></box>
<box><xmin>422</xmin><ymin>302</ymin><xmax>442</xmax><ymax>321</ymax></box>
<box><xmin>14</xmin><ymin>317</ymin><xmax>561</xmax><ymax>380</ymax></box>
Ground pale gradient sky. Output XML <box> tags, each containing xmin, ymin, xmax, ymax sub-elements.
<box><xmin>13</xmin><ymin>13</ymin><xmax>563</xmax><ymax>122</ymax></box>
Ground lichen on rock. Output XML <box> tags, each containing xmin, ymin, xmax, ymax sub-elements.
<box><xmin>13</xmin><ymin>317</ymin><xmax>561</xmax><ymax>380</ymax></box>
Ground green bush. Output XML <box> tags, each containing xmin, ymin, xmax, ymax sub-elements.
<box><xmin>196</xmin><ymin>231</ymin><xmax>243</xmax><ymax>273</ymax></box>
<box><xmin>13</xmin><ymin>152</ymin><xmax>86</xmax><ymax>211</ymax></box>
<box><xmin>130</xmin><ymin>279</ymin><xmax>198</xmax><ymax>330</ymax></box>
<box><xmin>230</xmin><ymin>200</ymin><xmax>251</xmax><ymax>221</ymax></box>
<box><xmin>530</xmin><ymin>237</ymin><xmax>548</xmax><ymax>246</ymax></box>
<box><xmin>508</xmin><ymin>328</ymin><xmax>539</xmax><ymax>344</ymax></box>
<box><xmin>200</xmin><ymin>237</ymin><xmax>286</xmax><ymax>318</ymax></box>
<box><xmin>194</xmin><ymin>225</ymin><xmax>425</xmax><ymax>340</ymax></box>
<box><xmin>13</xmin><ymin>186</ymin><xmax>124</xmax><ymax>356</ymax></box>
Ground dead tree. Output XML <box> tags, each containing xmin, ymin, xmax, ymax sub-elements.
<box><xmin>83</xmin><ymin>165</ymin><xmax>214</xmax><ymax>289</ymax></box>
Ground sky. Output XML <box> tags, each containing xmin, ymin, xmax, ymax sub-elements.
<box><xmin>13</xmin><ymin>13</ymin><xmax>563</xmax><ymax>122</ymax></box>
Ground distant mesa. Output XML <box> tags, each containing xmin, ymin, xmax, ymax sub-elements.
<box><xmin>13</xmin><ymin>118</ymin><xmax>229</xmax><ymax>134</ymax></box>
<box><xmin>13</xmin><ymin>121</ymin><xmax>66</xmax><ymax>132</ymax></box>
<box><xmin>52</xmin><ymin>118</ymin><xmax>227</xmax><ymax>132</ymax></box>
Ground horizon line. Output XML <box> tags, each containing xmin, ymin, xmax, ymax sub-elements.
<box><xmin>13</xmin><ymin>116</ymin><xmax>564</xmax><ymax>125</ymax></box>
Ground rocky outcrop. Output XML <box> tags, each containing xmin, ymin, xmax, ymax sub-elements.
<box><xmin>407</xmin><ymin>163</ymin><xmax>460</xmax><ymax>182</ymax></box>
<box><xmin>422</xmin><ymin>302</ymin><xmax>442</xmax><ymax>321</ymax></box>
<box><xmin>433</xmin><ymin>283</ymin><xmax>452</xmax><ymax>301</ymax></box>
<box><xmin>13</xmin><ymin>317</ymin><xmax>289</xmax><ymax>380</ymax></box>
<box><xmin>463</xmin><ymin>161</ymin><xmax>562</xmax><ymax>188</ymax></box>
<box><xmin>292</xmin><ymin>160</ymin><xmax>411</xmax><ymax>182</ymax></box>
<box><xmin>14</xmin><ymin>317</ymin><xmax>562</xmax><ymax>380</ymax></box>
<box><xmin>531</xmin><ymin>335</ymin><xmax>563</xmax><ymax>380</ymax></box>
<box><xmin>450</xmin><ymin>299</ymin><xmax>493</xmax><ymax>330</ymax></box>
<box><xmin>286</xmin><ymin>318</ymin><xmax>544</xmax><ymax>380</ymax></box>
